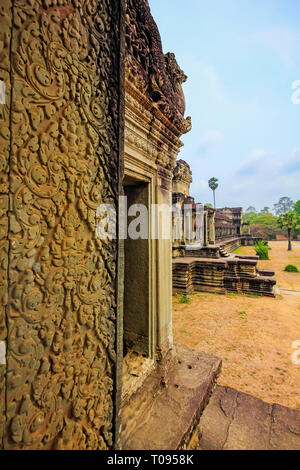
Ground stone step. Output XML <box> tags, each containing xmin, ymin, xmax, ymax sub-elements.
<box><xmin>198</xmin><ymin>385</ymin><xmax>300</xmax><ymax>450</ymax></box>
<box><xmin>121</xmin><ymin>345</ymin><xmax>222</xmax><ymax>450</ymax></box>
<box><xmin>219</xmin><ymin>248</ymin><xmax>230</xmax><ymax>257</ymax></box>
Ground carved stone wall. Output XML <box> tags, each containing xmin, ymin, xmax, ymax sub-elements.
<box><xmin>0</xmin><ymin>0</ymin><xmax>11</xmax><ymax>448</ymax></box>
<box><xmin>172</xmin><ymin>160</ymin><xmax>192</xmax><ymax>197</ymax></box>
<box><xmin>0</xmin><ymin>0</ymin><xmax>123</xmax><ymax>450</ymax></box>
<box><xmin>126</xmin><ymin>0</ymin><xmax>191</xmax><ymax>134</ymax></box>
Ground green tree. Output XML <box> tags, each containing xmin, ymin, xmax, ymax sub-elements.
<box><xmin>261</xmin><ymin>206</ymin><xmax>270</xmax><ymax>214</ymax></box>
<box><xmin>208</xmin><ymin>177</ymin><xmax>218</xmax><ymax>209</ymax></box>
<box><xmin>294</xmin><ymin>200</ymin><xmax>300</xmax><ymax>215</ymax></box>
<box><xmin>273</xmin><ymin>197</ymin><xmax>294</xmax><ymax>216</ymax></box>
<box><xmin>250</xmin><ymin>213</ymin><xmax>279</xmax><ymax>239</ymax></box>
<box><xmin>277</xmin><ymin>211</ymin><xmax>300</xmax><ymax>251</ymax></box>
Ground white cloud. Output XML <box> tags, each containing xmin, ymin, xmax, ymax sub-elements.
<box><xmin>250</xmin><ymin>27</ymin><xmax>300</xmax><ymax>68</ymax></box>
<box><xmin>231</xmin><ymin>147</ymin><xmax>300</xmax><ymax>209</ymax></box>
<box><xmin>236</xmin><ymin>148</ymin><xmax>279</xmax><ymax>177</ymax></box>
<box><xmin>198</xmin><ymin>130</ymin><xmax>224</xmax><ymax>156</ymax></box>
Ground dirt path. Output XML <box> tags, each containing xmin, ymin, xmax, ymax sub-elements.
<box><xmin>172</xmin><ymin>241</ymin><xmax>300</xmax><ymax>410</ymax></box>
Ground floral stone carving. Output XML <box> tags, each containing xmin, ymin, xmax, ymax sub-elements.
<box><xmin>1</xmin><ymin>0</ymin><xmax>121</xmax><ymax>450</ymax></box>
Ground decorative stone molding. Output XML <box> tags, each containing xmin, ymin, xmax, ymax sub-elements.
<box><xmin>125</xmin><ymin>78</ymin><xmax>186</xmax><ymax>172</ymax></box>
<box><xmin>172</xmin><ymin>159</ymin><xmax>193</xmax><ymax>197</ymax></box>
<box><xmin>125</xmin><ymin>0</ymin><xmax>191</xmax><ymax>135</ymax></box>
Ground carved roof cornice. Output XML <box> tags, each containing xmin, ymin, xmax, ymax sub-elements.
<box><xmin>125</xmin><ymin>76</ymin><xmax>190</xmax><ymax>138</ymax></box>
<box><xmin>125</xmin><ymin>80</ymin><xmax>184</xmax><ymax>171</ymax></box>
<box><xmin>172</xmin><ymin>159</ymin><xmax>192</xmax><ymax>185</ymax></box>
<box><xmin>125</xmin><ymin>0</ymin><xmax>191</xmax><ymax>136</ymax></box>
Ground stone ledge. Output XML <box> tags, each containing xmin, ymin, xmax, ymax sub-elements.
<box><xmin>199</xmin><ymin>385</ymin><xmax>300</xmax><ymax>450</ymax></box>
<box><xmin>120</xmin><ymin>345</ymin><xmax>222</xmax><ymax>450</ymax></box>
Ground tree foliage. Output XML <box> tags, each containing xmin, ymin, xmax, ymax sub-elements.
<box><xmin>243</xmin><ymin>212</ymin><xmax>279</xmax><ymax>239</ymax></box>
<box><xmin>273</xmin><ymin>197</ymin><xmax>294</xmax><ymax>216</ymax></box>
<box><xmin>277</xmin><ymin>211</ymin><xmax>300</xmax><ymax>250</ymax></box>
<box><xmin>208</xmin><ymin>177</ymin><xmax>219</xmax><ymax>191</ymax></box>
<box><xmin>294</xmin><ymin>200</ymin><xmax>300</xmax><ymax>215</ymax></box>
<box><xmin>243</xmin><ymin>198</ymin><xmax>300</xmax><ymax>241</ymax></box>
<box><xmin>208</xmin><ymin>177</ymin><xmax>219</xmax><ymax>208</ymax></box>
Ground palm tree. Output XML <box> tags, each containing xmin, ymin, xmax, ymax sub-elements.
<box><xmin>277</xmin><ymin>211</ymin><xmax>300</xmax><ymax>251</ymax></box>
<box><xmin>208</xmin><ymin>177</ymin><xmax>219</xmax><ymax>209</ymax></box>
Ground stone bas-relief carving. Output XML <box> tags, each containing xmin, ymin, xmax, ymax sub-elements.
<box><xmin>1</xmin><ymin>0</ymin><xmax>121</xmax><ymax>450</ymax></box>
<box><xmin>0</xmin><ymin>0</ymin><xmax>11</xmax><ymax>447</ymax></box>
<box><xmin>126</xmin><ymin>0</ymin><xmax>191</xmax><ymax>136</ymax></box>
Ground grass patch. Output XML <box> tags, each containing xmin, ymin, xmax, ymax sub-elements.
<box><xmin>239</xmin><ymin>310</ymin><xmax>247</xmax><ymax>318</ymax></box>
<box><xmin>284</xmin><ymin>264</ymin><xmax>299</xmax><ymax>273</ymax></box>
<box><xmin>226</xmin><ymin>292</ymin><xmax>239</xmax><ymax>297</ymax></box>
<box><xmin>232</xmin><ymin>247</ymin><xmax>245</xmax><ymax>254</ymax></box>
<box><xmin>178</xmin><ymin>294</ymin><xmax>191</xmax><ymax>304</ymax></box>
<box><xmin>180</xmin><ymin>327</ymin><xmax>189</xmax><ymax>334</ymax></box>
<box><xmin>225</xmin><ymin>292</ymin><xmax>261</xmax><ymax>299</ymax></box>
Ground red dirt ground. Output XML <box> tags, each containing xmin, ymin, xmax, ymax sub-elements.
<box><xmin>172</xmin><ymin>241</ymin><xmax>300</xmax><ymax>410</ymax></box>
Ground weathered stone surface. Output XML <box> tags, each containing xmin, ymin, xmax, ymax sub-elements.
<box><xmin>1</xmin><ymin>0</ymin><xmax>123</xmax><ymax>450</ymax></box>
<box><xmin>173</xmin><ymin>160</ymin><xmax>192</xmax><ymax>197</ymax></box>
<box><xmin>121</xmin><ymin>345</ymin><xmax>222</xmax><ymax>450</ymax></box>
<box><xmin>0</xmin><ymin>0</ymin><xmax>11</xmax><ymax>447</ymax></box>
<box><xmin>126</xmin><ymin>0</ymin><xmax>191</xmax><ymax>134</ymax></box>
<box><xmin>199</xmin><ymin>386</ymin><xmax>300</xmax><ymax>450</ymax></box>
<box><xmin>173</xmin><ymin>256</ymin><xmax>276</xmax><ymax>297</ymax></box>
<box><xmin>270</xmin><ymin>404</ymin><xmax>300</xmax><ymax>450</ymax></box>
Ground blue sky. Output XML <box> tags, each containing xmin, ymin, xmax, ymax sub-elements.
<box><xmin>148</xmin><ymin>0</ymin><xmax>300</xmax><ymax>211</ymax></box>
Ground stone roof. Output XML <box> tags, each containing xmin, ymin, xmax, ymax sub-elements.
<box><xmin>217</xmin><ymin>207</ymin><xmax>243</xmax><ymax>214</ymax></box>
<box><xmin>215</xmin><ymin>213</ymin><xmax>233</xmax><ymax>223</ymax></box>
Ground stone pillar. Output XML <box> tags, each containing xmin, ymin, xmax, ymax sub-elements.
<box><xmin>204</xmin><ymin>212</ymin><xmax>209</xmax><ymax>247</ymax></box>
<box><xmin>208</xmin><ymin>211</ymin><xmax>216</xmax><ymax>245</ymax></box>
<box><xmin>156</xmin><ymin>169</ymin><xmax>173</xmax><ymax>357</ymax></box>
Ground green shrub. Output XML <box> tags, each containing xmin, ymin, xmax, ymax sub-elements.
<box><xmin>178</xmin><ymin>295</ymin><xmax>190</xmax><ymax>304</ymax></box>
<box><xmin>254</xmin><ymin>240</ymin><xmax>270</xmax><ymax>260</ymax></box>
<box><xmin>284</xmin><ymin>264</ymin><xmax>299</xmax><ymax>273</ymax></box>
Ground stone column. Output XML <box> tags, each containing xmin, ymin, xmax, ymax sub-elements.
<box><xmin>156</xmin><ymin>169</ymin><xmax>173</xmax><ymax>357</ymax></box>
<box><xmin>204</xmin><ymin>212</ymin><xmax>209</xmax><ymax>247</ymax></box>
<box><xmin>208</xmin><ymin>211</ymin><xmax>216</xmax><ymax>245</ymax></box>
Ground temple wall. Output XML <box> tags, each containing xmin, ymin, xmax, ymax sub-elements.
<box><xmin>0</xmin><ymin>0</ymin><xmax>11</xmax><ymax>447</ymax></box>
<box><xmin>218</xmin><ymin>237</ymin><xmax>242</xmax><ymax>253</ymax></box>
<box><xmin>0</xmin><ymin>0</ymin><xmax>123</xmax><ymax>449</ymax></box>
<box><xmin>124</xmin><ymin>81</ymin><xmax>180</xmax><ymax>359</ymax></box>
<box><xmin>173</xmin><ymin>258</ymin><xmax>276</xmax><ymax>297</ymax></box>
